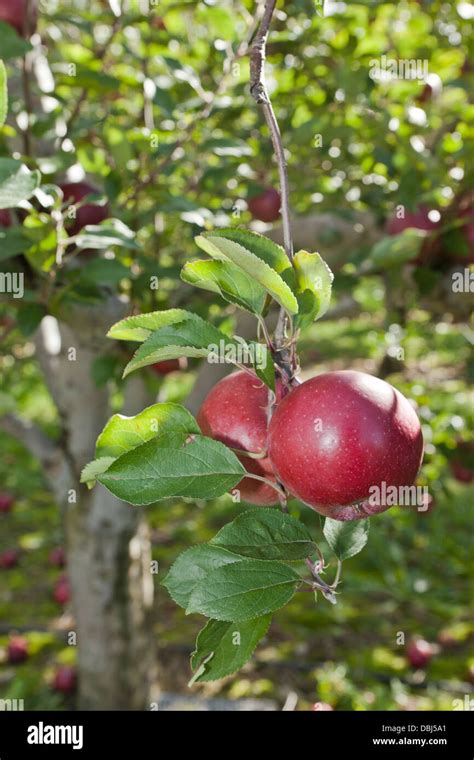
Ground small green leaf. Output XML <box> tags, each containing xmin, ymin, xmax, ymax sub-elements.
<box><xmin>16</xmin><ymin>303</ymin><xmax>46</xmax><ymax>336</ymax></box>
<box><xmin>0</xmin><ymin>60</ymin><xmax>7</xmax><ymax>128</ymax></box>
<box><xmin>181</xmin><ymin>258</ymin><xmax>267</xmax><ymax>315</ymax></box>
<box><xmin>323</xmin><ymin>517</ymin><xmax>370</xmax><ymax>561</ymax></box>
<box><xmin>69</xmin><ymin>219</ymin><xmax>138</xmax><ymax>251</ymax></box>
<box><xmin>0</xmin><ymin>227</ymin><xmax>34</xmax><ymax>261</ymax></box>
<box><xmin>0</xmin><ymin>22</ymin><xmax>32</xmax><ymax>60</ymax></box>
<box><xmin>80</xmin><ymin>457</ymin><xmax>116</xmax><ymax>488</ymax></box>
<box><xmin>98</xmin><ymin>435</ymin><xmax>245</xmax><ymax>505</ymax></box>
<box><xmin>370</xmin><ymin>229</ymin><xmax>427</xmax><ymax>267</ymax></box>
<box><xmin>252</xmin><ymin>344</ymin><xmax>275</xmax><ymax>391</ymax></box>
<box><xmin>0</xmin><ymin>159</ymin><xmax>40</xmax><ymax>209</ymax></box>
<box><xmin>162</xmin><ymin>545</ymin><xmax>243</xmax><ymax>609</ymax></box>
<box><xmin>96</xmin><ymin>402</ymin><xmax>200</xmax><ymax>459</ymax></box>
<box><xmin>195</xmin><ymin>233</ymin><xmax>299</xmax><ymax>315</ymax></box>
<box><xmin>293</xmin><ymin>250</ymin><xmax>334</xmax><ymax>327</ymax></box>
<box><xmin>186</xmin><ymin>559</ymin><xmax>300</xmax><ymax>621</ymax></box>
<box><xmin>206</xmin><ymin>228</ymin><xmax>290</xmax><ymax>274</ymax></box>
<box><xmin>210</xmin><ymin>508</ymin><xmax>316</xmax><ymax>561</ymax></box>
<box><xmin>107</xmin><ymin>308</ymin><xmax>191</xmax><ymax>342</ymax></box>
<box><xmin>190</xmin><ymin>615</ymin><xmax>272</xmax><ymax>683</ymax></box>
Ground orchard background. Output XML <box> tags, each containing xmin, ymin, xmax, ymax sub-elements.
<box><xmin>0</xmin><ymin>0</ymin><xmax>473</xmax><ymax>711</ymax></box>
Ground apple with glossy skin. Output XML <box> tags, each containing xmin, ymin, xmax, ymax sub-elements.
<box><xmin>0</xmin><ymin>492</ymin><xmax>14</xmax><ymax>513</ymax></box>
<box><xmin>53</xmin><ymin>576</ymin><xmax>70</xmax><ymax>605</ymax></box>
<box><xmin>406</xmin><ymin>638</ymin><xmax>434</xmax><ymax>669</ymax></box>
<box><xmin>52</xmin><ymin>665</ymin><xmax>77</xmax><ymax>694</ymax></box>
<box><xmin>49</xmin><ymin>547</ymin><xmax>66</xmax><ymax>568</ymax></box>
<box><xmin>0</xmin><ymin>549</ymin><xmax>20</xmax><ymax>569</ymax></box>
<box><xmin>197</xmin><ymin>370</ymin><xmax>279</xmax><ymax>506</ymax></box>
<box><xmin>7</xmin><ymin>635</ymin><xmax>28</xmax><ymax>664</ymax></box>
<box><xmin>60</xmin><ymin>181</ymin><xmax>110</xmax><ymax>236</ymax></box>
<box><xmin>150</xmin><ymin>357</ymin><xmax>188</xmax><ymax>375</ymax></box>
<box><xmin>267</xmin><ymin>370</ymin><xmax>423</xmax><ymax>517</ymax></box>
<box><xmin>0</xmin><ymin>0</ymin><xmax>37</xmax><ymax>37</ymax></box>
<box><xmin>248</xmin><ymin>188</ymin><xmax>281</xmax><ymax>223</ymax></box>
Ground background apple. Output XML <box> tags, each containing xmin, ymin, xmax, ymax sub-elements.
<box><xmin>268</xmin><ymin>370</ymin><xmax>423</xmax><ymax>514</ymax></box>
<box><xmin>60</xmin><ymin>181</ymin><xmax>110</xmax><ymax>236</ymax></box>
<box><xmin>7</xmin><ymin>635</ymin><xmax>28</xmax><ymax>664</ymax></box>
<box><xmin>150</xmin><ymin>357</ymin><xmax>188</xmax><ymax>376</ymax></box>
<box><xmin>406</xmin><ymin>638</ymin><xmax>434</xmax><ymax>669</ymax></box>
<box><xmin>0</xmin><ymin>549</ymin><xmax>20</xmax><ymax>569</ymax></box>
<box><xmin>53</xmin><ymin>575</ymin><xmax>70</xmax><ymax>605</ymax></box>
<box><xmin>197</xmin><ymin>370</ymin><xmax>279</xmax><ymax>505</ymax></box>
<box><xmin>52</xmin><ymin>665</ymin><xmax>77</xmax><ymax>694</ymax></box>
<box><xmin>0</xmin><ymin>492</ymin><xmax>14</xmax><ymax>513</ymax></box>
<box><xmin>450</xmin><ymin>441</ymin><xmax>473</xmax><ymax>483</ymax></box>
<box><xmin>0</xmin><ymin>0</ymin><xmax>37</xmax><ymax>37</ymax></box>
<box><xmin>248</xmin><ymin>188</ymin><xmax>281</xmax><ymax>223</ymax></box>
<box><xmin>49</xmin><ymin>547</ymin><xmax>66</xmax><ymax>568</ymax></box>
<box><xmin>0</xmin><ymin>209</ymin><xmax>12</xmax><ymax>227</ymax></box>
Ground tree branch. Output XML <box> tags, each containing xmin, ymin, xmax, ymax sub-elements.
<box><xmin>0</xmin><ymin>413</ymin><xmax>59</xmax><ymax>464</ymax></box>
<box><xmin>250</xmin><ymin>0</ymin><xmax>293</xmax><ymax>361</ymax></box>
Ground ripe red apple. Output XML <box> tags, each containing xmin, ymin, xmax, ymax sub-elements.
<box><xmin>52</xmin><ymin>665</ymin><xmax>77</xmax><ymax>694</ymax></box>
<box><xmin>0</xmin><ymin>492</ymin><xmax>14</xmax><ymax>513</ymax></box>
<box><xmin>150</xmin><ymin>357</ymin><xmax>188</xmax><ymax>375</ymax></box>
<box><xmin>406</xmin><ymin>638</ymin><xmax>434</xmax><ymax>669</ymax></box>
<box><xmin>7</xmin><ymin>635</ymin><xmax>28</xmax><ymax>664</ymax></box>
<box><xmin>248</xmin><ymin>188</ymin><xmax>281</xmax><ymax>223</ymax></box>
<box><xmin>59</xmin><ymin>181</ymin><xmax>110</xmax><ymax>236</ymax></box>
<box><xmin>0</xmin><ymin>549</ymin><xmax>20</xmax><ymax>569</ymax></box>
<box><xmin>450</xmin><ymin>441</ymin><xmax>473</xmax><ymax>483</ymax></box>
<box><xmin>53</xmin><ymin>576</ymin><xmax>70</xmax><ymax>605</ymax></box>
<box><xmin>312</xmin><ymin>702</ymin><xmax>333</xmax><ymax>711</ymax></box>
<box><xmin>267</xmin><ymin>370</ymin><xmax>423</xmax><ymax>516</ymax></box>
<box><xmin>49</xmin><ymin>547</ymin><xmax>66</xmax><ymax>568</ymax></box>
<box><xmin>0</xmin><ymin>0</ymin><xmax>37</xmax><ymax>37</ymax></box>
<box><xmin>386</xmin><ymin>205</ymin><xmax>438</xmax><ymax>236</ymax></box>
<box><xmin>0</xmin><ymin>209</ymin><xmax>12</xmax><ymax>227</ymax></box>
<box><xmin>197</xmin><ymin>370</ymin><xmax>279</xmax><ymax>506</ymax></box>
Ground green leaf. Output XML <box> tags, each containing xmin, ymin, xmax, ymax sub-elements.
<box><xmin>0</xmin><ymin>227</ymin><xmax>33</xmax><ymax>261</ymax></box>
<box><xmin>323</xmin><ymin>517</ymin><xmax>370</xmax><ymax>561</ymax></box>
<box><xmin>195</xmin><ymin>233</ymin><xmax>299</xmax><ymax>315</ymax></box>
<box><xmin>190</xmin><ymin>615</ymin><xmax>271</xmax><ymax>683</ymax></box>
<box><xmin>80</xmin><ymin>457</ymin><xmax>116</xmax><ymax>488</ymax></box>
<box><xmin>293</xmin><ymin>250</ymin><xmax>334</xmax><ymax>327</ymax></box>
<box><xmin>79</xmin><ymin>258</ymin><xmax>131</xmax><ymax>286</ymax></box>
<box><xmin>0</xmin><ymin>159</ymin><xmax>41</xmax><ymax>209</ymax></box>
<box><xmin>16</xmin><ymin>303</ymin><xmax>46</xmax><ymax>337</ymax></box>
<box><xmin>162</xmin><ymin>545</ymin><xmax>243</xmax><ymax>609</ymax></box>
<box><xmin>206</xmin><ymin>229</ymin><xmax>290</xmax><ymax>274</ymax></box>
<box><xmin>186</xmin><ymin>559</ymin><xmax>300</xmax><ymax>621</ymax></box>
<box><xmin>0</xmin><ymin>22</ymin><xmax>32</xmax><ymax>60</ymax></box>
<box><xmin>181</xmin><ymin>258</ymin><xmax>267</xmax><ymax>315</ymax></box>
<box><xmin>252</xmin><ymin>343</ymin><xmax>275</xmax><ymax>392</ymax></box>
<box><xmin>107</xmin><ymin>309</ymin><xmax>192</xmax><ymax>342</ymax></box>
<box><xmin>0</xmin><ymin>60</ymin><xmax>7</xmax><ymax>128</ymax></box>
<box><xmin>122</xmin><ymin>314</ymin><xmax>241</xmax><ymax>378</ymax></box>
<box><xmin>210</xmin><ymin>508</ymin><xmax>316</xmax><ymax>561</ymax></box>
<box><xmin>69</xmin><ymin>219</ymin><xmax>138</xmax><ymax>251</ymax></box>
<box><xmin>98</xmin><ymin>435</ymin><xmax>246</xmax><ymax>505</ymax></box>
<box><xmin>96</xmin><ymin>402</ymin><xmax>200</xmax><ymax>459</ymax></box>
<box><xmin>370</xmin><ymin>229</ymin><xmax>427</xmax><ymax>267</ymax></box>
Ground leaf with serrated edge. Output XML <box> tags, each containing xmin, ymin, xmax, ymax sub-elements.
<box><xmin>96</xmin><ymin>403</ymin><xmax>199</xmax><ymax>459</ymax></box>
<box><xmin>293</xmin><ymin>250</ymin><xmax>333</xmax><ymax>327</ymax></box>
<box><xmin>323</xmin><ymin>517</ymin><xmax>370</xmax><ymax>561</ymax></box>
<box><xmin>206</xmin><ymin>228</ymin><xmax>290</xmax><ymax>273</ymax></box>
<box><xmin>210</xmin><ymin>508</ymin><xmax>315</xmax><ymax>561</ymax></box>
<box><xmin>0</xmin><ymin>159</ymin><xmax>40</xmax><ymax>209</ymax></box>
<box><xmin>190</xmin><ymin>615</ymin><xmax>272</xmax><ymax>683</ymax></box>
<box><xmin>80</xmin><ymin>457</ymin><xmax>116</xmax><ymax>487</ymax></box>
<box><xmin>98</xmin><ymin>435</ymin><xmax>245</xmax><ymax>505</ymax></box>
<box><xmin>186</xmin><ymin>559</ymin><xmax>300</xmax><ymax>621</ymax></box>
<box><xmin>162</xmin><ymin>545</ymin><xmax>243</xmax><ymax>609</ymax></box>
<box><xmin>195</xmin><ymin>235</ymin><xmax>299</xmax><ymax>314</ymax></box>
<box><xmin>107</xmin><ymin>308</ymin><xmax>191</xmax><ymax>342</ymax></box>
<box><xmin>181</xmin><ymin>258</ymin><xmax>267</xmax><ymax>315</ymax></box>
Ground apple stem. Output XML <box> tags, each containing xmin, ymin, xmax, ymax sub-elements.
<box><xmin>229</xmin><ymin>447</ymin><xmax>268</xmax><ymax>460</ymax></box>
<box><xmin>244</xmin><ymin>472</ymin><xmax>287</xmax><ymax>502</ymax></box>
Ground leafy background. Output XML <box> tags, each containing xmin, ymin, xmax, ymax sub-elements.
<box><xmin>0</xmin><ymin>0</ymin><xmax>472</xmax><ymax>709</ymax></box>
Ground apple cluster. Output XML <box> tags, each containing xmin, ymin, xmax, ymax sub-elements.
<box><xmin>197</xmin><ymin>368</ymin><xmax>424</xmax><ymax>520</ymax></box>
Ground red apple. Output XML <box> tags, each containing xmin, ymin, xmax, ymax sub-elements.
<box><xmin>386</xmin><ymin>205</ymin><xmax>438</xmax><ymax>236</ymax></box>
<box><xmin>0</xmin><ymin>549</ymin><xmax>20</xmax><ymax>569</ymax></box>
<box><xmin>267</xmin><ymin>370</ymin><xmax>423</xmax><ymax>516</ymax></box>
<box><xmin>312</xmin><ymin>702</ymin><xmax>334</xmax><ymax>711</ymax></box>
<box><xmin>406</xmin><ymin>638</ymin><xmax>434</xmax><ymax>669</ymax></box>
<box><xmin>49</xmin><ymin>547</ymin><xmax>66</xmax><ymax>568</ymax></box>
<box><xmin>7</xmin><ymin>635</ymin><xmax>28</xmax><ymax>664</ymax></box>
<box><xmin>53</xmin><ymin>576</ymin><xmax>70</xmax><ymax>605</ymax></box>
<box><xmin>52</xmin><ymin>665</ymin><xmax>77</xmax><ymax>694</ymax></box>
<box><xmin>151</xmin><ymin>16</ymin><xmax>166</xmax><ymax>30</ymax></box>
<box><xmin>0</xmin><ymin>0</ymin><xmax>37</xmax><ymax>37</ymax></box>
<box><xmin>248</xmin><ymin>188</ymin><xmax>281</xmax><ymax>223</ymax></box>
<box><xmin>150</xmin><ymin>357</ymin><xmax>188</xmax><ymax>376</ymax></box>
<box><xmin>450</xmin><ymin>441</ymin><xmax>473</xmax><ymax>483</ymax></box>
<box><xmin>59</xmin><ymin>181</ymin><xmax>110</xmax><ymax>236</ymax></box>
<box><xmin>197</xmin><ymin>370</ymin><xmax>279</xmax><ymax>506</ymax></box>
<box><xmin>0</xmin><ymin>492</ymin><xmax>14</xmax><ymax>513</ymax></box>
<box><xmin>0</xmin><ymin>209</ymin><xmax>12</xmax><ymax>227</ymax></box>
